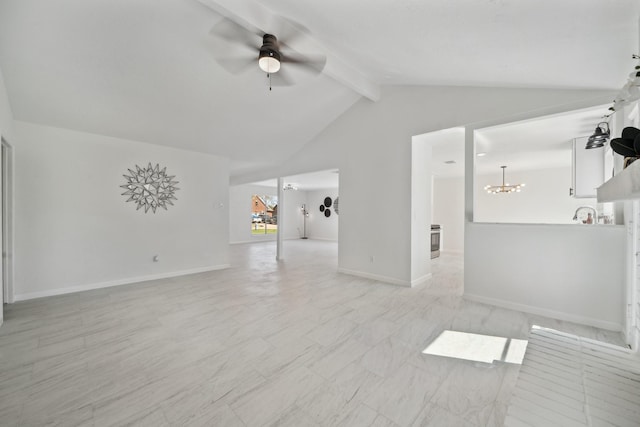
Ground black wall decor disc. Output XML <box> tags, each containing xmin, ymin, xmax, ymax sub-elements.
<box><xmin>324</xmin><ymin>209</ymin><xmax>331</xmax><ymax>217</ymax></box>
<box><xmin>324</xmin><ymin>197</ymin><xmax>332</xmax><ymax>208</ymax></box>
<box><xmin>319</xmin><ymin>205</ymin><xmax>325</xmax><ymax>212</ymax></box>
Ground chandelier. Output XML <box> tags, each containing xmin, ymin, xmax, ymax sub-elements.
<box><xmin>484</xmin><ymin>166</ymin><xmax>525</xmax><ymax>194</ymax></box>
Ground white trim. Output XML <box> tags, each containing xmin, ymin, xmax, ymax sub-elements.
<box><xmin>411</xmin><ymin>273</ymin><xmax>432</xmax><ymax>287</ymax></box>
<box><xmin>14</xmin><ymin>264</ymin><xmax>230</xmax><ymax>301</ymax></box>
<box><xmin>338</xmin><ymin>267</ymin><xmax>412</xmax><ymax>287</ymax></box>
<box><xmin>464</xmin><ymin>292</ymin><xmax>622</xmax><ymax>332</ymax></box>
<box><xmin>306</xmin><ymin>237</ymin><xmax>338</xmax><ymax>242</ymax></box>
<box><xmin>230</xmin><ymin>237</ymin><xmax>311</xmax><ymax>245</ymax></box>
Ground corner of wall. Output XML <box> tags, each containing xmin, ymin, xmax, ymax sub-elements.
<box><xmin>0</xmin><ymin>65</ymin><xmax>16</xmax><ymax>143</ymax></box>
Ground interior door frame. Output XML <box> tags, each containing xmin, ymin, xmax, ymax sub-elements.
<box><xmin>1</xmin><ymin>137</ymin><xmax>13</xmax><ymax>305</ymax></box>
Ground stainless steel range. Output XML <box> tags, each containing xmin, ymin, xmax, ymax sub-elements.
<box><xmin>431</xmin><ymin>224</ymin><xmax>441</xmax><ymax>259</ymax></box>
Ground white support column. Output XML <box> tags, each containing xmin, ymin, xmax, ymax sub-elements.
<box><xmin>464</xmin><ymin>126</ymin><xmax>475</xmax><ymax>223</ymax></box>
<box><xmin>276</xmin><ymin>177</ymin><xmax>284</xmax><ymax>261</ymax></box>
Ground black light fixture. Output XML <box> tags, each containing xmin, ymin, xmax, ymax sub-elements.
<box><xmin>258</xmin><ymin>34</ymin><xmax>281</xmax><ymax>74</ymax></box>
<box><xmin>585</xmin><ymin>122</ymin><xmax>610</xmax><ymax>149</ymax></box>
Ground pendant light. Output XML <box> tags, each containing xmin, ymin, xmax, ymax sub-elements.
<box><xmin>484</xmin><ymin>166</ymin><xmax>525</xmax><ymax>194</ymax></box>
<box><xmin>585</xmin><ymin>122</ymin><xmax>610</xmax><ymax>149</ymax></box>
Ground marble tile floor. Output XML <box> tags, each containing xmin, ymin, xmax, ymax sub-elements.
<box><xmin>0</xmin><ymin>240</ymin><xmax>625</xmax><ymax>426</ymax></box>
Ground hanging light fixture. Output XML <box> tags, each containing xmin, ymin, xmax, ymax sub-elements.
<box><xmin>484</xmin><ymin>166</ymin><xmax>525</xmax><ymax>194</ymax></box>
<box><xmin>258</xmin><ymin>34</ymin><xmax>281</xmax><ymax>74</ymax></box>
<box><xmin>585</xmin><ymin>122</ymin><xmax>610</xmax><ymax>149</ymax></box>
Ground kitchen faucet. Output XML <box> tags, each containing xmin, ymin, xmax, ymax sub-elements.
<box><xmin>572</xmin><ymin>206</ymin><xmax>597</xmax><ymax>223</ymax></box>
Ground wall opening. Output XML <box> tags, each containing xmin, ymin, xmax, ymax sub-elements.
<box><xmin>251</xmin><ymin>194</ymin><xmax>278</xmax><ymax>236</ymax></box>
<box><xmin>472</xmin><ymin>104</ymin><xmax>615</xmax><ymax>225</ymax></box>
<box><xmin>413</xmin><ymin>127</ymin><xmax>465</xmax><ymax>255</ymax></box>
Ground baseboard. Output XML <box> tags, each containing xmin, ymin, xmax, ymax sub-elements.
<box><xmin>230</xmin><ymin>239</ymin><xmax>276</xmax><ymax>244</ymax></box>
<box><xmin>231</xmin><ymin>238</ymin><xmax>337</xmax><ymax>244</ymax></box>
<box><xmin>338</xmin><ymin>267</ymin><xmax>412</xmax><ymax>287</ymax></box>
<box><xmin>411</xmin><ymin>273</ymin><xmax>432</xmax><ymax>286</ymax></box>
<box><xmin>14</xmin><ymin>264</ymin><xmax>230</xmax><ymax>301</ymax></box>
<box><xmin>464</xmin><ymin>293</ymin><xmax>622</xmax><ymax>332</ymax></box>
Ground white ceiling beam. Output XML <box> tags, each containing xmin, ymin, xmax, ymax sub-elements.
<box><xmin>197</xmin><ymin>0</ymin><xmax>380</xmax><ymax>101</ymax></box>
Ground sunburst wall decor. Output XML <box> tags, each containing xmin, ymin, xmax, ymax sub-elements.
<box><xmin>120</xmin><ymin>163</ymin><xmax>179</xmax><ymax>213</ymax></box>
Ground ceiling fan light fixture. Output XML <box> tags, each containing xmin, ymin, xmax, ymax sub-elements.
<box><xmin>258</xmin><ymin>34</ymin><xmax>281</xmax><ymax>74</ymax></box>
<box><xmin>258</xmin><ymin>52</ymin><xmax>281</xmax><ymax>73</ymax></box>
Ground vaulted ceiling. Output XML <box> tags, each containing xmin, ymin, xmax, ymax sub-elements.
<box><xmin>0</xmin><ymin>0</ymin><xmax>638</xmax><ymax>178</ymax></box>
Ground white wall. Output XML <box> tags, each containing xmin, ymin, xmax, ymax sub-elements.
<box><xmin>433</xmin><ymin>176</ymin><xmax>465</xmax><ymax>253</ymax></box>
<box><xmin>465</xmin><ymin>119</ymin><xmax>626</xmax><ymax>331</ymax></box>
<box><xmin>262</xmin><ymin>86</ymin><xmax>614</xmax><ymax>286</ymax></box>
<box><xmin>305</xmin><ymin>189</ymin><xmax>339</xmax><ymax>241</ymax></box>
<box><xmin>411</xmin><ymin>139</ymin><xmax>432</xmax><ymax>284</ymax></box>
<box><xmin>465</xmin><ymin>222</ymin><xmax>625</xmax><ymax>330</ymax></box>
<box><xmin>13</xmin><ymin>121</ymin><xmax>230</xmax><ymax>300</ymax></box>
<box><xmin>281</xmin><ymin>189</ymin><xmax>308</xmax><ymax>240</ymax></box>
<box><xmin>475</xmin><ymin>166</ymin><xmax>599</xmax><ymax>224</ymax></box>
<box><xmin>0</xmin><ymin>68</ymin><xmax>15</xmax><ymax>142</ymax></box>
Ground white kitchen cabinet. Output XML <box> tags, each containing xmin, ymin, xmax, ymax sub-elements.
<box><xmin>571</xmin><ymin>136</ymin><xmax>605</xmax><ymax>198</ymax></box>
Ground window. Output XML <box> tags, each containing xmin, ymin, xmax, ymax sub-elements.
<box><xmin>251</xmin><ymin>194</ymin><xmax>278</xmax><ymax>235</ymax></box>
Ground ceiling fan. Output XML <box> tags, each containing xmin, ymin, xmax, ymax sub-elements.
<box><xmin>209</xmin><ymin>16</ymin><xmax>326</xmax><ymax>90</ymax></box>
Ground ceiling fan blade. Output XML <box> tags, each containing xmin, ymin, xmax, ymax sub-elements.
<box><xmin>210</xmin><ymin>18</ymin><xmax>260</xmax><ymax>51</ymax></box>
<box><xmin>205</xmin><ymin>11</ymin><xmax>324</xmax><ymax>86</ymax></box>
<box><xmin>270</xmin><ymin>68</ymin><xmax>295</xmax><ymax>87</ymax></box>
<box><xmin>267</xmin><ymin>14</ymin><xmax>311</xmax><ymax>48</ymax></box>
<box><xmin>214</xmin><ymin>56</ymin><xmax>256</xmax><ymax>75</ymax></box>
<box><xmin>207</xmin><ymin>19</ymin><xmax>259</xmax><ymax>75</ymax></box>
<box><xmin>281</xmin><ymin>51</ymin><xmax>326</xmax><ymax>74</ymax></box>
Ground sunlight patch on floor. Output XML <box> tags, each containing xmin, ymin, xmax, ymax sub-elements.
<box><xmin>422</xmin><ymin>330</ymin><xmax>528</xmax><ymax>365</ymax></box>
